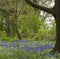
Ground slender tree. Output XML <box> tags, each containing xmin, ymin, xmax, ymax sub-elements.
<box><xmin>25</xmin><ymin>0</ymin><xmax>60</xmax><ymax>52</ymax></box>
<box><xmin>14</xmin><ymin>0</ymin><xmax>22</xmax><ymax>40</ymax></box>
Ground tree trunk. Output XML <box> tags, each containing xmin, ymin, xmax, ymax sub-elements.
<box><xmin>53</xmin><ymin>0</ymin><xmax>60</xmax><ymax>52</ymax></box>
<box><xmin>14</xmin><ymin>1</ymin><xmax>22</xmax><ymax>40</ymax></box>
<box><xmin>15</xmin><ymin>14</ymin><xmax>22</xmax><ymax>40</ymax></box>
<box><xmin>6</xmin><ymin>16</ymin><xmax>12</xmax><ymax>37</ymax></box>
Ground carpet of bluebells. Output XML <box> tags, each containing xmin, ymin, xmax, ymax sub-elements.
<box><xmin>0</xmin><ymin>39</ymin><xmax>60</xmax><ymax>59</ymax></box>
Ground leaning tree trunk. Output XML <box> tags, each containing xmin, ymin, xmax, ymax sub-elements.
<box><xmin>25</xmin><ymin>0</ymin><xmax>60</xmax><ymax>52</ymax></box>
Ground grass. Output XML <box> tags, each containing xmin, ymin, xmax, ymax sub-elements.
<box><xmin>0</xmin><ymin>39</ymin><xmax>59</xmax><ymax>59</ymax></box>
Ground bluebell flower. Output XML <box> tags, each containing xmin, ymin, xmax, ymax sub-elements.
<box><xmin>9</xmin><ymin>42</ymin><xmax>17</xmax><ymax>48</ymax></box>
<box><xmin>0</xmin><ymin>43</ymin><xmax>8</xmax><ymax>48</ymax></box>
<box><xmin>42</xmin><ymin>44</ymin><xmax>53</xmax><ymax>49</ymax></box>
<box><xmin>38</xmin><ymin>44</ymin><xmax>53</xmax><ymax>52</ymax></box>
<box><xmin>28</xmin><ymin>47</ymin><xmax>34</xmax><ymax>50</ymax></box>
<box><xmin>20</xmin><ymin>40</ymin><xmax>28</xmax><ymax>43</ymax></box>
<box><xmin>13</xmin><ymin>40</ymin><xmax>20</xmax><ymax>43</ymax></box>
<box><xmin>0</xmin><ymin>40</ymin><xmax>7</xmax><ymax>43</ymax></box>
<box><xmin>24</xmin><ymin>44</ymin><xmax>34</xmax><ymax>51</ymax></box>
<box><xmin>24</xmin><ymin>44</ymin><xmax>29</xmax><ymax>50</ymax></box>
<box><xmin>33</xmin><ymin>46</ymin><xmax>40</xmax><ymax>51</ymax></box>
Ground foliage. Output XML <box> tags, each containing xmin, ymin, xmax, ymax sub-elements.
<box><xmin>0</xmin><ymin>0</ymin><xmax>56</xmax><ymax>41</ymax></box>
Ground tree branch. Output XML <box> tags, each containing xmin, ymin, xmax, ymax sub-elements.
<box><xmin>25</xmin><ymin>0</ymin><xmax>55</xmax><ymax>15</ymax></box>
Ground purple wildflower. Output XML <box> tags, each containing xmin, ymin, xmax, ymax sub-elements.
<box><xmin>38</xmin><ymin>44</ymin><xmax>53</xmax><ymax>52</ymax></box>
<box><xmin>9</xmin><ymin>42</ymin><xmax>17</xmax><ymax>48</ymax></box>
<box><xmin>20</xmin><ymin>40</ymin><xmax>29</xmax><ymax>43</ymax></box>
<box><xmin>0</xmin><ymin>43</ymin><xmax>8</xmax><ymax>48</ymax></box>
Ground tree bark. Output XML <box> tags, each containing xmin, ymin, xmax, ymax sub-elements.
<box><xmin>53</xmin><ymin>0</ymin><xmax>60</xmax><ymax>52</ymax></box>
